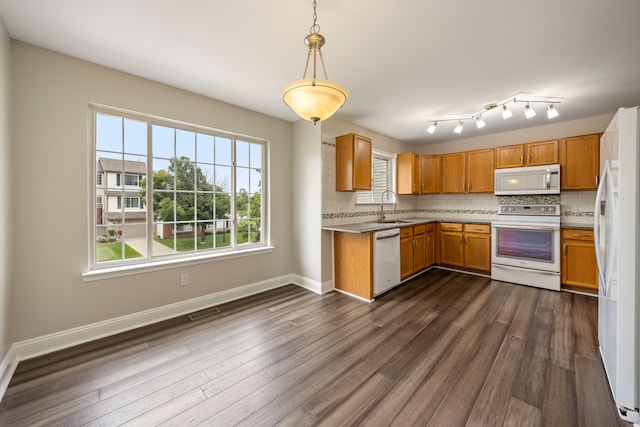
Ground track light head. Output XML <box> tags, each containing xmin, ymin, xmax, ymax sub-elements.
<box><xmin>502</xmin><ymin>104</ymin><xmax>512</xmax><ymax>120</ymax></box>
<box><xmin>524</xmin><ymin>102</ymin><xmax>536</xmax><ymax>119</ymax></box>
<box><xmin>427</xmin><ymin>122</ymin><xmax>438</xmax><ymax>134</ymax></box>
<box><xmin>547</xmin><ymin>104</ymin><xmax>559</xmax><ymax>119</ymax></box>
<box><xmin>454</xmin><ymin>121</ymin><xmax>464</xmax><ymax>134</ymax></box>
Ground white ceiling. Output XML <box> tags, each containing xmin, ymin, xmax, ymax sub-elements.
<box><xmin>1</xmin><ymin>0</ymin><xmax>639</xmax><ymax>145</ymax></box>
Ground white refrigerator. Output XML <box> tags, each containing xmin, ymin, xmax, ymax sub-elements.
<box><xmin>594</xmin><ymin>106</ymin><xmax>640</xmax><ymax>425</ymax></box>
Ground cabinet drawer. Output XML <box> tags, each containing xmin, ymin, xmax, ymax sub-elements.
<box><xmin>413</xmin><ymin>224</ymin><xmax>426</xmax><ymax>235</ymax></box>
<box><xmin>464</xmin><ymin>223</ymin><xmax>490</xmax><ymax>234</ymax></box>
<box><xmin>440</xmin><ymin>222</ymin><xmax>463</xmax><ymax>232</ymax></box>
<box><xmin>400</xmin><ymin>227</ymin><xmax>413</xmax><ymax>239</ymax></box>
<box><xmin>425</xmin><ymin>223</ymin><xmax>435</xmax><ymax>232</ymax></box>
<box><xmin>562</xmin><ymin>229</ymin><xmax>594</xmax><ymax>241</ymax></box>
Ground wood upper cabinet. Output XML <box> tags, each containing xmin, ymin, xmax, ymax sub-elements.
<box><xmin>442</xmin><ymin>149</ymin><xmax>494</xmax><ymax>193</ymax></box>
<box><xmin>466</xmin><ymin>148</ymin><xmax>494</xmax><ymax>193</ymax></box>
<box><xmin>561</xmin><ymin>229</ymin><xmax>597</xmax><ymax>291</ymax></box>
<box><xmin>495</xmin><ymin>144</ymin><xmax>525</xmax><ymax>168</ymax></box>
<box><xmin>441</xmin><ymin>152</ymin><xmax>466</xmax><ymax>194</ymax></box>
<box><xmin>397</xmin><ymin>152</ymin><xmax>420</xmax><ymax>194</ymax></box>
<box><xmin>525</xmin><ymin>139</ymin><xmax>559</xmax><ymax>166</ymax></box>
<box><xmin>496</xmin><ymin>140</ymin><xmax>559</xmax><ymax>168</ymax></box>
<box><xmin>335</xmin><ymin>133</ymin><xmax>372</xmax><ymax>192</ymax></box>
<box><xmin>560</xmin><ymin>133</ymin><xmax>600</xmax><ymax>190</ymax></box>
<box><xmin>420</xmin><ymin>155</ymin><xmax>441</xmax><ymax>194</ymax></box>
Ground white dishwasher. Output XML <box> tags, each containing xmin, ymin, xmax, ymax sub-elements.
<box><xmin>374</xmin><ymin>228</ymin><xmax>401</xmax><ymax>295</ymax></box>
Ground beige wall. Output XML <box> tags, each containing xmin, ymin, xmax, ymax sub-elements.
<box><xmin>0</xmin><ymin>18</ymin><xmax>11</xmax><ymax>362</ymax></box>
<box><xmin>10</xmin><ymin>41</ymin><xmax>294</xmax><ymax>342</ymax></box>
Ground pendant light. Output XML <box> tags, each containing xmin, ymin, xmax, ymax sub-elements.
<box><xmin>282</xmin><ymin>0</ymin><xmax>348</xmax><ymax>124</ymax></box>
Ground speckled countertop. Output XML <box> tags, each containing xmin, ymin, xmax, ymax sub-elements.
<box><xmin>322</xmin><ymin>217</ymin><xmax>491</xmax><ymax>234</ymax></box>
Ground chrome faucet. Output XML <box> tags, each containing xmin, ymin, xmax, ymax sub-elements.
<box><xmin>379</xmin><ymin>189</ymin><xmax>398</xmax><ymax>222</ymax></box>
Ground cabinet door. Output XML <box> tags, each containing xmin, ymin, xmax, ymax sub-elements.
<box><xmin>525</xmin><ymin>139</ymin><xmax>559</xmax><ymax>166</ymax></box>
<box><xmin>441</xmin><ymin>152</ymin><xmax>466</xmax><ymax>193</ymax></box>
<box><xmin>560</xmin><ymin>134</ymin><xmax>600</xmax><ymax>190</ymax></box>
<box><xmin>562</xmin><ymin>239</ymin><xmax>598</xmax><ymax>290</ymax></box>
<box><xmin>335</xmin><ymin>133</ymin><xmax>372</xmax><ymax>191</ymax></box>
<box><xmin>400</xmin><ymin>234</ymin><xmax>414</xmax><ymax>280</ymax></box>
<box><xmin>466</xmin><ymin>149</ymin><xmax>494</xmax><ymax>193</ymax></box>
<box><xmin>420</xmin><ymin>154</ymin><xmax>441</xmax><ymax>194</ymax></box>
<box><xmin>464</xmin><ymin>233</ymin><xmax>491</xmax><ymax>272</ymax></box>
<box><xmin>353</xmin><ymin>134</ymin><xmax>373</xmax><ymax>190</ymax></box>
<box><xmin>425</xmin><ymin>231</ymin><xmax>435</xmax><ymax>267</ymax></box>
<box><xmin>440</xmin><ymin>231</ymin><xmax>464</xmax><ymax>267</ymax></box>
<box><xmin>397</xmin><ymin>152</ymin><xmax>418</xmax><ymax>195</ymax></box>
<box><xmin>413</xmin><ymin>232</ymin><xmax>426</xmax><ymax>272</ymax></box>
<box><xmin>495</xmin><ymin>144</ymin><xmax>524</xmax><ymax>168</ymax></box>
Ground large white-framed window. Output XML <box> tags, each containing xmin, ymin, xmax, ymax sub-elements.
<box><xmin>356</xmin><ymin>150</ymin><xmax>396</xmax><ymax>204</ymax></box>
<box><xmin>89</xmin><ymin>105</ymin><xmax>269</xmax><ymax>272</ymax></box>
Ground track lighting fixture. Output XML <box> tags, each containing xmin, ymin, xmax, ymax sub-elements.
<box><xmin>502</xmin><ymin>105</ymin><xmax>512</xmax><ymax>120</ymax></box>
<box><xmin>424</xmin><ymin>93</ymin><xmax>563</xmax><ymax>136</ymax></box>
<box><xmin>524</xmin><ymin>102</ymin><xmax>536</xmax><ymax>119</ymax></box>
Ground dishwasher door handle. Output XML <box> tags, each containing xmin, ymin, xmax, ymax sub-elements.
<box><xmin>376</xmin><ymin>233</ymin><xmax>400</xmax><ymax>240</ymax></box>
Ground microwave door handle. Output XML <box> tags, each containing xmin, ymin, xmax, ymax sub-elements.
<box><xmin>546</xmin><ymin>169</ymin><xmax>551</xmax><ymax>190</ymax></box>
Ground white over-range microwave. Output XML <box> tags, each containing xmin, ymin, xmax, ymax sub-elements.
<box><xmin>494</xmin><ymin>164</ymin><xmax>560</xmax><ymax>195</ymax></box>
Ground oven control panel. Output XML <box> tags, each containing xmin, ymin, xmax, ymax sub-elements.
<box><xmin>499</xmin><ymin>204</ymin><xmax>560</xmax><ymax>216</ymax></box>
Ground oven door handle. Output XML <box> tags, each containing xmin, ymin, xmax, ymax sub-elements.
<box><xmin>493</xmin><ymin>264</ymin><xmax>560</xmax><ymax>275</ymax></box>
<box><xmin>492</xmin><ymin>224</ymin><xmax>559</xmax><ymax>231</ymax></box>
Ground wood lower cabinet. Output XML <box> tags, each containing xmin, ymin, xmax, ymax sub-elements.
<box><xmin>561</xmin><ymin>228</ymin><xmax>598</xmax><ymax>292</ymax></box>
<box><xmin>400</xmin><ymin>224</ymin><xmax>430</xmax><ymax>280</ymax></box>
<box><xmin>440</xmin><ymin>222</ymin><xmax>491</xmax><ymax>272</ymax></box>
<box><xmin>463</xmin><ymin>224</ymin><xmax>491</xmax><ymax>272</ymax></box>
<box><xmin>560</xmin><ymin>133</ymin><xmax>600</xmax><ymax>190</ymax></box>
<box><xmin>400</xmin><ymin>227</ymin><xmax>415</xmax><ymax>280</ymax></box>
<box><xmin>334</xmin><ymin>231</ymin><xmax>373</xmax><ymax>300</ymax></box>
<box><xmin>335</xmin><ymin>133</ymin><xmax>372</xmax><ymax>192</ymax></box>
<box><xmin>425</xmin><ymin>224</ymin><xmax>435</xmax><ymax>267</ymax></box>
<box><xmin>439</xmin><ymin>223</ymin><xmax>465</xmax><ymax>267</ymax></box>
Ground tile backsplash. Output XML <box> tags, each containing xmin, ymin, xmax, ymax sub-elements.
<box><xmin>321</xmin><ymin>140</ymin><xmax>595</xmax><ymax>228</ymax></box>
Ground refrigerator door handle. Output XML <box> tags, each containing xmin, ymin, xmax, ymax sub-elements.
<box><xmin>594</xmin><ymin>162</ymin><xmax>607</xmax><ymax>293</ymax></box>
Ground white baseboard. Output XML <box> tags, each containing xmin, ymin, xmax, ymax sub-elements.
<box><xmin>0</xmin><ymin>344</ymin><xmax>17</xmax><ymax>401</ymax></box>
<box><xmin>290</xmin><ymin>274</ymin><xmax>334</xmax><ymax>294</ymax></box>
<box><xmin>0</xmin><ymin>273</ymin><xmax>321</xmax><ymax>401</ymax></box>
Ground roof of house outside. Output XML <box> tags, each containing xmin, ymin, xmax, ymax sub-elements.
<box><xmin>97</xmin><ymin>158</ymin><xmax>146</xmax><ymax>175</ymax></box>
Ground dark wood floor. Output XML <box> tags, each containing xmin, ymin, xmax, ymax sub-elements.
<box><xmin>0</xmin><ymin>269</ymin><xmax>629</xmax><ymax>426</ymax></box>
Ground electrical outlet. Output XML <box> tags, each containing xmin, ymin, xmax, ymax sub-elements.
<box><xmin>180</xmin><ymin>274</ymin><xmax>189</xmax><ymax>286</ymax></box>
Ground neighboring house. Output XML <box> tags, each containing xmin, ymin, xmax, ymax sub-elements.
<box><xmin>95</xmin><ymin>158</ymin><xmax>146</xmax><ymax>237</ymax></box>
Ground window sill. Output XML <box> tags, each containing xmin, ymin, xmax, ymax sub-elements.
<box><xmin>82</xmin><ymin>246</ymin><xmax>275</xmax><ymax>282</ymax></box>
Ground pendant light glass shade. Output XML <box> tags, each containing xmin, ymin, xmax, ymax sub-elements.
<box><xmin>282</xmin><ymin>1</ymin><xmax>348</xmax><ymax>124</ymax></box>
<box><xmin>282</xmin><ymin>78</ymin><xmax>348</xmax><ymax>124</ymax></box>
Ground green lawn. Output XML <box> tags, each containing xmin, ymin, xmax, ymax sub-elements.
<box><xmin>97</xmin><ymin>242</ymin><xmax>143</xmax><ymax>262</ymax></box>
<box><xmin>157</xmin><ymin>232</ymin><xmax>240</xmax><ymax>251</ymax></box>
